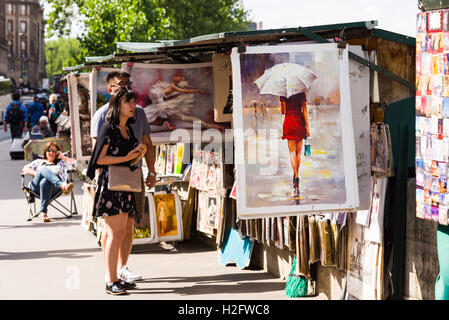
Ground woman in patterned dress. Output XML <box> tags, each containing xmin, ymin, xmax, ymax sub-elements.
<box><xmin>87</xmin><ymin>88</ymin><xmax>147</xmax><ymax>295</ymax></box>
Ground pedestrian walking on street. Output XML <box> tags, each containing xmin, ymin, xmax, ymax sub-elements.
<box><xmin>90</xmin><ymin>71</ymin><xmax>156</xmax><ymax>288</ymax></box>
<box><xmin>48</xmin><ymin>94</ymin><xmax>61</xmax><ymax>135</ymax></box>
<box><xmin>28</xmin><ymin>95</ymin><xmax>45</xmax><ymax>128</ymax></box>
<box><xmin>3</xmin><ymin>92</ymin><xmax>28</xmax><ymax>140</ymax></box>
<box><xmin>87</xmin><ymin>88</ymin><xmax>149</xmax><ymax>295</ymax></box>
<box><xmin>21</xmin><ymin>141</ymin><xmax>76</xmax><ymax>222</ymax></box>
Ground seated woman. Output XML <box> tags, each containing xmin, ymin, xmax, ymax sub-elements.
<box><xmin>22</xmin><ymin>141</ymin><xmax>76</xmax><ymax>222</ymax></box>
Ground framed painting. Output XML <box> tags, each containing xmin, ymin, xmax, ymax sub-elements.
<box><xmin>123</xmin><ymin>62</ymin><xmax>228</xmax><ymax>144</ymax></box>
<box><xmin>231</xmin><ymin>43</ymin><xmax>359</xmax><ymax>218</ymax></box>
<box><xmin>133</xmin><ymin>193</ymin><xmax>158</xmax><ymax>244</ymax></box>
<box><xmin>90</xmin><ymin>66</ymin><xmax>121</xmax><ymax>113</ymax></box>
<box><xmin>212</xmin><ymin>53</ymin><xmax>233</xmax><ymax>122</ymax></box>
<box><xmin>152</xmin><ymin>191</ymin><xmax>183</xmax><ymax>241</ymax></box>
<box><xmin>68</xmin><ymin>73</ymin><xmax>94</xmax><ymax>161</ymax></box>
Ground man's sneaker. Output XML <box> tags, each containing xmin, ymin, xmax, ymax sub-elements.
<box><xmin>105</xmin><ymin>281</ymin><xmax>128</xmax><ymax>295</ymax></box>
<box><xmin>119</xmin><ymin>279</ymin><xmax>137</xmax><ymax>290</ymax></box>
<box><xmin>118</xmin><ymin>266</ymin><xmax>143</xmax><ymax>283</ymax></box>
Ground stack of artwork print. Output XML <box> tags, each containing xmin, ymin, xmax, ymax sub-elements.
<box><xmin>416</xmin><ymin>10</ymin><xmax>449</xmax><ymax>225</ymax></box>
<box><xmin>231</xmin><ymin>43</ymin><xmax>359</xmax><ymax>218</ymax></box>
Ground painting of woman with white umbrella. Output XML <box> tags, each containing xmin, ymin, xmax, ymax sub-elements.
<box><xmin>231</xmin><ymin>43</ymin><xmax>359</xmax><ymax>218</ymax></box>
<box><xmin>254</xmin><ymin>62</ymin><xmax>317</xmax><ymax>201</ymax></box>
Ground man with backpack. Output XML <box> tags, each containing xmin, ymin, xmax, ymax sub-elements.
<box><xmin>3</xmin><ymin>92</ymin><xmax>28</xmax><ymax>140</ymax></box>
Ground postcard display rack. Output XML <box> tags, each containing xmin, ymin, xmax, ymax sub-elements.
<box><xmin>416</xmin><ymin>9</ymin><xmax>449</xmax><ymax>225</ymax></box>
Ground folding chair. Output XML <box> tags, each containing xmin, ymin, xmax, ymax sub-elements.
<box><xmin>21</xmin><ymin>153</ymin><xmax>79</xmax><ymax>222</ymax></box>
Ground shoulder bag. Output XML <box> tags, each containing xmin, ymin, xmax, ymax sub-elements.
<box><xmin>108</xmin><ymin>165</ymin><xmax>142</xmax><ymax>192</ymax></box>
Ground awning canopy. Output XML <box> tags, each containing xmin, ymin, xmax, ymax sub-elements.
<box><xmin>63</xmin><ymin>20</ymin><xmax>415</xmax><ymax>74</ymax></box>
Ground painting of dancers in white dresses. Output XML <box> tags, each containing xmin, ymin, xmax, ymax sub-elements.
<box><xmin>124</xmin><ymin>62</ymin><xmax>227</xmax><ymax>143</ymax></box>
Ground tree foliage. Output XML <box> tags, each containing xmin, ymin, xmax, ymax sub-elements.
<box><xmin>44</xmin><ymin>0</ymin><xmax>250</xmax><ymax>57</ymax></box>
<box><xmin>45</xmin><ymin>38</ymin><xmax>83</xmax><ymax>76</ymax></box>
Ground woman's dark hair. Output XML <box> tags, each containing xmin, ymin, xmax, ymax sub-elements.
<box><xmin>105</xmin><ymin>87</ymin><xmax>137</xmax><ymax>125</ymax></box>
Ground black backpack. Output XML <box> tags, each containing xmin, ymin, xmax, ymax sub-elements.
<box><xmin>6</xmin><ymin>102</ymin><xmax>23</xmax><ymax>124</ymax></box>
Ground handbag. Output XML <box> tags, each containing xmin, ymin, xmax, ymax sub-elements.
<box><xmin>108</xmin><ymin>165</ymin><xmax>142</xmax><ymax>192</ymax></box>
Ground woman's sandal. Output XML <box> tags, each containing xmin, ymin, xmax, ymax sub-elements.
<box><xmin>61</xmin><ymin>182</ymin><xmax>74</xmax><ymax>195</ymax></box>
<box><xmin>42</xmin><ymin>216</ymin><xmax>51</xmax><ymax>223</ymax></box>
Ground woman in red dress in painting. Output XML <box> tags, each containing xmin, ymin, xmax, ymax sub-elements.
<box><xmin>280</xmin><ymin>92</ymin><xmax>310</xmax><ymax>198</ymax></box>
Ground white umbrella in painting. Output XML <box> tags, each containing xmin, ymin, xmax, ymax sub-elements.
<box><xmin>254</xmin><ymin>62</ymin><xmax>318</xmax><ymax>98</ymax></box>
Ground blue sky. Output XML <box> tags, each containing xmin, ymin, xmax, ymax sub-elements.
<box><xmin>242</xmin><ymin>0</ymin><xmax>419</xmax><ymax>37</ymax></box>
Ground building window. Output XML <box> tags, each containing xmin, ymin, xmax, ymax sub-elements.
<box><xmin>20</xmin><ymin>5</ymin><xmax>26</xmax><ymax>16</ymax></box>
<box><xmin>21</xmin><ymin>39</ymin><xmax>26</xmax><ymax>59</ymax></box>
<box><xmin>8</xmin><ymin>60</ymin><xmax>14</xmax><ymax>71</ymax></box>
<box><xmin>20</xmin><ymin>21</ymin><xmax>26</xmax><ymax>33</ymax></box>
<box><xmin>6</xmin><ymin>3</ymin><xmax>12</xmax><ymax>15</ymax></box>
<box><xmin>7</xmin><ymin>20</ymin><xmax>12</xmax><ymax>33</ymax></box>
<box><xmin>7</xmin><ymin>40</ymin><xmax>13</xmax><ymax>58</ymax></box>
<box><xmin>22</xmin><ymin>60</ymin><xmax>27</xmax><ymax>73</ymax></box>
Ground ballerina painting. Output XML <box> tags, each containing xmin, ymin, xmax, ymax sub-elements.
<box><xmin>125</xmin><ymin>62</ymin><xmax>227</xmax><ymax>142</ymax></box>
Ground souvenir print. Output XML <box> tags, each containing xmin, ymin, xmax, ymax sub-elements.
<box><xmin>428</xmin><ymin>11</ymin><xmax>443</xmax><ymax>33</ymax></box>
<box><xmin>433</xmin><ymin>55</ymin><xmax>439</xmax><ymax>74</ymax></box>
<box><xmin>417</xmin><ymin>172</ymin><xmax>425</xmax><ymax>187</ymax></box>
<box><xmin>438</xmin><ymin>54</ymin><xmax>445</xmax><ymax>74</ymax></box>
<box><xmin>440</xmin><ymin>178</ymin><xmax>447</xmax><ymax>193</ymax></box>
<box><xmin>444</xmin><ymin>118</ymin><xmax>449</xmax><ymax>136</ymax></box>
<box><xmin>432</xmin><ymin>206</ymin><xmax>440</xmax><ymax>221</ymax></box>
<box><xmin>422</xmin><ymin>53</ymin><xmax>432</xmax><ymax>75</ymax></box>
<box><xmin>431</xmin><ymin>160</ymin><xmax>440</xmax><ymax>176</ymax></box>
<box><xmin>444</xmin><ymin>11</ymin><xmax>449</xmax><ymax>32</ymax></box>
<box><xmin>445</xmin><ymin>54</ymin><xmax>449</xmax><ymax>75</ymax></box>
<box><xmin>444</xmin><ymin>33</ymin><xmax>449</xmax><ymax>51</ymax></box>
<box><xmin>424</xmin><ymin>189</ymin><xmax>432</xmax><ymax>205</ymax></box>
<box><xmin>444</xmin><ymin>76</ymin><xmax>449</xmax><ymax>96</ymax></box>
<box><xmin>439</xmin><ymin>205</ymin><xmax>448</xmax><ymax>225</ymax></box>
<box><xmin>427</xmin><ymin>74</ymin><xmax>433</xmax><ymax>96</ymax></box>
<box><xmin>443</xmin><ymin>137</ymin><xmax>449</xmax><ymax>162</ymax></box>
<box><xmin>424</xmin><ymin>204</ymin><xmax>432</xmax><ymax>220</ymax></box>
<box><xmin>433</xmin><ymin>75</ymin><xmax>443</xmax><ymax>97</ymax></box>
<box><xmin>418</xmin><ymin>12</ymin><xmax>427</xmax><ymax>33</ymax></box>
<box><xmin>432</xmin><ymin>176</ymin><xmax>441</xmax><ymax>193</ymax></box>
<box><xmin>425</xmin><ymin>173</ymin><xmax>432</xmax><ymax>190</ymax></box>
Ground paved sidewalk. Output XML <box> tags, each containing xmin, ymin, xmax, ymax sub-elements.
<box><xmin>0</xmin><ymin>139</ymin><xmax>327</xmax><ymax>300</ymax></box>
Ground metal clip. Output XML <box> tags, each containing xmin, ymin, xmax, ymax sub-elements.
<box><xmin>337</xmin><ymin>28</ymin><xmax>347</xmax><ymax>59</ymax></box>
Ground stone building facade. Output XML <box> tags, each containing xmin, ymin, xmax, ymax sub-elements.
<box><xmin>5</xmin><ymin>0</ymin><xmax>45</xmax><ymax>89</ymax></box>
<box><xmin>0</xmin><ymin>0</ymin><xmax>8</xmax><ymax>78</ymax></box>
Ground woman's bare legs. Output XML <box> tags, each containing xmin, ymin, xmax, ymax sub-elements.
<box><xmin>104</xmin><ymin>213</ymin><xmax>128</xmax><ymax>284</ymax></box>
<box><xmin>118</xmin><ymin>216</ymin><xmax>135</xmax><ymax>269</ymax></box>
<box><xmin>287</xmin><ymin>139</ymin><xmax>304</xmax><ymax>198</ymax></box>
